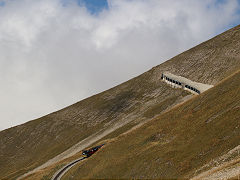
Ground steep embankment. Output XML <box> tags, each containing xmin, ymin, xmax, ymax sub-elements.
<box><xmin>63</xmin><ymin>70</ymin><xmax>240</xmax><ymax>179</ymax></box>
<box><xmin>0</xmin><ymin>24</ymin><xmax>240</xmax><ymax>179</ymax></box>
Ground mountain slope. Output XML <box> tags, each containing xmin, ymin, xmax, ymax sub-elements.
<box><xmin>63</xmin><ymin>69</ymin><xmax>240</xmax><ymax>179</ymax></box>
<box><xmin>0</xmin><ymin>24</ymin><xmax>240</xmax><ymax>179</ymax></box>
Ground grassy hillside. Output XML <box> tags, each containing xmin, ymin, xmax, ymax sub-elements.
<box><xmin>63</xmin><ymin>70</ymin><xmax>240</xmax><ymax>179</ymax></box>
<box><xmin>0</xmin><ymin>70</ymin><xmax>189</xmax><ymax>179</ymax></box>
<box><xmin>0</xmin><ymin>24</ymin><xmax>240</xmax><ymax>179</ymax></box>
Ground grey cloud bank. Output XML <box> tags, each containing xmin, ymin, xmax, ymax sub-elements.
<box><xmin>0</xmin><ymin>0</ymin><xmax>239</xmax><ymax>130</ymax></box>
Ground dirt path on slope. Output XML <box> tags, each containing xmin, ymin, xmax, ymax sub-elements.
<box><xmin>16</xmin><ymin>112</ymin><xmax>140</xmax><ymax>180</ymax></box>
<box><xmin>17</xmin><ymin>94</ymin><xmax>194</xmax><ymax>180</ymax></box>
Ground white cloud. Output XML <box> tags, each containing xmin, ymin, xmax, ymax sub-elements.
<box><xmin>0</xmin><ymin>0</ymin><xmax>239</xmax><ymax>130</ymax></box>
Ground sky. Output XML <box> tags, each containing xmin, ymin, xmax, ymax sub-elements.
<box><xmin>78</xmin><ymin>0</ymin><xmax>108</xmax><ymax>14</ymax></box>
<box><xmin>0</xmin><ymin>0</ymin><xmax>239</xmax><ymax>130</ymax></box>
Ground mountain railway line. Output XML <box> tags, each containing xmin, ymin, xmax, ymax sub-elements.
<box><xmin>51</xmin><ymin>144</ymin><xmax>104</xmax><ymax>180</ymax></box>
<box><xmin>51</xmin><ymin>157</ymin><xmax>86</xmax><ymax>180</ymax></box>
<box><xmin>1</xmin><ymin>24</ymin><xmax>240</xmax><ymax>180</ymax></box>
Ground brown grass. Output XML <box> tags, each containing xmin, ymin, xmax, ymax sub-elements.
<box><xmin>62</xmin><ymin>70</ymin><xmax>240</xmax><ymax>179</ymax></box>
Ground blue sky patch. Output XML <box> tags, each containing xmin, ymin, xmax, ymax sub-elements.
<box><xmin>0</xmin><ymin>1</ymin><xmax>5</xmax><ymax>6</ymax></box>
<box><xmin>78</xmin><ymin>0</ymin><xmax>108</xmax><ymax>14</ymax></box>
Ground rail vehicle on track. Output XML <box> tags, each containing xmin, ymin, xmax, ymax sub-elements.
<box><xmin>82</xmin><ymin>144</ymin><xmax>104</xmax><ymax>157</ymax></box>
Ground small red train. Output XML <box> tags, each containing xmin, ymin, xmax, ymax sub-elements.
<box><xmin>82</xmin><ymin>144</ymin><xmax>104</xmax><ymax>157</ymax></box>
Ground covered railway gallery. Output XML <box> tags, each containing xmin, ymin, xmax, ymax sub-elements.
<box><xmin>161</xmin><ymin>73</ymin><xmax>201</xmax><ymax>94</ymax></box>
